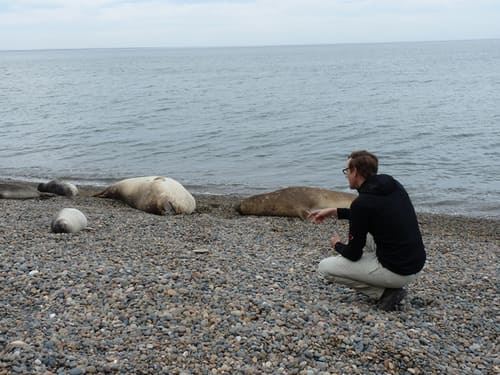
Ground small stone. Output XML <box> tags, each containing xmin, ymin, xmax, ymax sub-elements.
<box><xmin>6</xmin><ymin>340</ymin><xmax>30</xmax><ymax>352</ymax></box>
<box><xmin>193</xmin><ymin>248</ymin><xmax>209</xmax><ymax>254</ymax></box>
<box><xmin>354</xmin><ymin>342</ymin><xmax>364</xmax><ymax>352</ymax></box>
<box><xmin>469</xmin><ymin>343</ymin><xmax>481</xmax><ymax>351</ymax></box>
<box><xmin>42</xmin><ymin>355</ymin><xmax>57</xmax><ymax>367</ymax></box>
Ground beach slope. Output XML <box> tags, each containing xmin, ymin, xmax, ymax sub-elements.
<box><xmin>0</xmin><ymin>188</ymin><xmax>498</xmax><ymax>373</ymax></box>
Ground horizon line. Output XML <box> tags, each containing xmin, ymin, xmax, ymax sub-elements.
<box><xmin>1</xmin><ymin>37</ymin><xmax>499</xmax><ymax>53</ymax></box>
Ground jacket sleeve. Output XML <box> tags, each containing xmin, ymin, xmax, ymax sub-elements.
<box><xmin>337</xmin><ymin>208</ymin><xmax>351</xmax><ymax>220</ymax></box>
<box><xmin>334</xmin><ymin>201</ymin><xmax>369</xmax><ymax>261</ymax></box>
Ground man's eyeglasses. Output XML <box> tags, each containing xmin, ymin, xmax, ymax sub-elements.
<box><xmin>342</xmin><ymin>168</ymin><xmax>350</xmax><ymax>175</ymax></box>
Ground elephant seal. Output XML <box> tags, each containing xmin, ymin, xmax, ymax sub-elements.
<box><xmin>0</xmin><ymin>183</ymin><xmax>41</xmax><ymax>199</ymax></box>
<box><xmin>38</xmin><ymin>180</ymin><xmax>78</xmax><ymax>197</ymax></box>
<box><xmin>93</xmin><ymin>176</ymin><xmax>196</xmax><ymax>215</ymax></box>
<box><xmin>51</xmin><ymin>208</ymin><xmax>88</xmax><ymax>233</ymax></box>
<box><xmin>237</xmin><ymin>186</ymin><xmax>356</xmax><ymax>219</ymax></box>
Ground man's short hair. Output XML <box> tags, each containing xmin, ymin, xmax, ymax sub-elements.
<box><xmin>348</xmin><ymin>150</ymin><xmax>378</xmax><ymax>179</ymax></box>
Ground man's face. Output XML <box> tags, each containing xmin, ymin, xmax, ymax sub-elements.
<box><xmin>344</xmin><ymin>158</ymin><xmax>357</xmax><ymax>189</ymax></box>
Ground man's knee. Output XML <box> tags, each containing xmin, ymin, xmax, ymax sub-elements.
<box><xmin>318</xmin><ymin>256</ymin><xmax>341</xmax><ymax>279</ymax></box>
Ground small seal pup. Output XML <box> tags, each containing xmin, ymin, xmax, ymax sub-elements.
<box><xmin>0</xmin><ymin>183</ymin><xmax>41</xmax><ymax>199</ymax></box>
<box><xmin>237</xmin><ymin>186</ymin><xmax>356</xmax><ymax>219</ymax></box>
<box><xmin>51</xmin><ymin>208</ymin><xmax>88</xmax><ymax>233</ymax></box>
<box><xmin>38</xmin><ymin>180</ymin><xmax>78</xmax><ymax>197</ymax></box>
<box><xmin>93</xmin><ymin>176</ymin><xmax>196</xmax><ymax>215</ymax></box>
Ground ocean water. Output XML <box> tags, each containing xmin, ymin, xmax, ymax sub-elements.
<box><xmin>1</xmin><ymin>40</ymin><xmax>499</xmax><ymax>219</ymax></box>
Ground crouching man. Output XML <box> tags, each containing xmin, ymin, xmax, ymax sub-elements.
<box><xmin>308</xmin><ymin>151</ymin><xmax>426</xmax><ymax>311</ymax></box>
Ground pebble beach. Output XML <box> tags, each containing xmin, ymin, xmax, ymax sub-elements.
<box><xmin>0</xmin><ymin>184</ymin><xmax>498</xmax><ymax>374</ymax></box>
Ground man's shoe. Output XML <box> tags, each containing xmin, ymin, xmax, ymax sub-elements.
<box><xmin>377</xmin><ymin>288</ymin><xmax>407</xmax><ymax>311</ymax></box>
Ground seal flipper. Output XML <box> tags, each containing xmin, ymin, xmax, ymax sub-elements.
<box><xmin>93</xmin><ymin>187</ymin><xmax>112</xmax><ymax>198</ymax></box>
<box><xmin>154</xmin><ymin>201</ymin><xmax>176</xmax><ymax>215</ymax></box>
<box><xmin>39</xmin><ymin>192</ymin><xmax>57</xmax><ymax>200</ymax></box>
<box><xmin>165</xmin><ymin>201</ymin><xmax>177</xmax><ymax>215</ymax></box>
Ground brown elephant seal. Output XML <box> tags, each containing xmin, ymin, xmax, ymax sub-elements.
<box><xmin>93</xmin><ymin>176</ymin><xmax>196</xmax><ymax>215</ymax></box>
<box><xmin>0</xmin><ymin>183</ymin><xmax>41</xmax><ymax>199</ymax></box>
<box><xmin>51</xmin><ymin>208</ymin><xmax>88</xmax><ymax>233</ymax></box>
<box><xmin>237</xmin><ymin>186</ymin><xmax>356</xmax><ymax>219</ymax></box>
<box><xmin>38</xmin><ymin>180</ymin><xmax>78</xmax><ymax>197</ymax></box>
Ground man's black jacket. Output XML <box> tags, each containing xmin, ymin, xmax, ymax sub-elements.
<box><xmin>335</xmin><ymin>174</ymin><xmax>426</xmax><ymax>275</ymax></box>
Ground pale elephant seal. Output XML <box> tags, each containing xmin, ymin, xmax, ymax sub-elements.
<box><xmin>38</xmin><ymin>180</ymin><xmax>78</xmax><ymax>197</ymax></box>
<box><xmin>51</xmin><ymin>208</ymin><xmax>88</xmax><ymax>233</ymax></box>
<box><xmin>0</xmin><ymin>183</ymin><xmax>40</xmax><ymax>199</ymax></box>
<box><xmin>237</xmin><ymin>186</ymin><xmax>356</xmax><ymax>219</ymax></box>
<box><xmin>93</xmin><ymin>176</ymin><xmax>196</xmax><ymax>215</ymax></box>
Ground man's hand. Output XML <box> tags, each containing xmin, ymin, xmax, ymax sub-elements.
<box><xmin>330</xmin><ymin>233</ymin><xmax>341</xmax><ymax>248</ymax></box>
<box><xmin>306</xmin><ymin>208</ymin><xmax>337</xmax><ymax>223</ymax></box>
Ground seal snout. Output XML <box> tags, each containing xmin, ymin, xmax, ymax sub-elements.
<box><xmin>51</xmin><ymin>219</ymin><xmax>69</xmax><ymax>233</ymax></box>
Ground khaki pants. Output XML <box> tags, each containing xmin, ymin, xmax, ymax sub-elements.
<box><xmin>317</xmin><ymin>234</ymin><xmax>418</xmax><ymax>300</ymax></box>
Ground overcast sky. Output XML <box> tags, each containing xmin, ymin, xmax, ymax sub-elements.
<box><xmin>1</xmin><ymin>0</ymin><xmax>499</xmax><ymax>50</ymax></box>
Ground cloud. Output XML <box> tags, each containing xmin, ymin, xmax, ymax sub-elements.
<box><xmin>0</xmin><ymin>0</ymin><xmax>499</xmax><ymax>49</ymax></box>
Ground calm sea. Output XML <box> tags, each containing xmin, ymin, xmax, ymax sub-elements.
<box><xmin>1</xmin><ymin>40</ymin><xmax>499</xmax><ymax>219</ymax></box>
